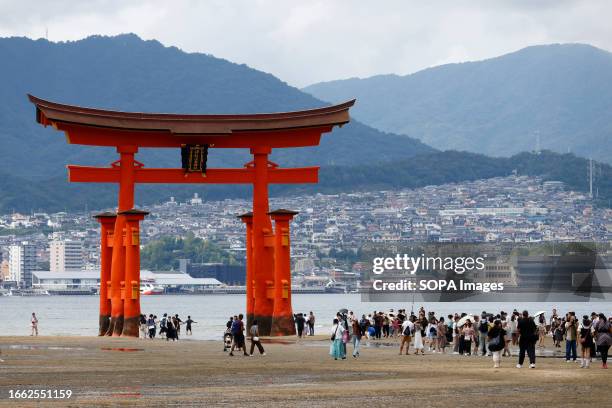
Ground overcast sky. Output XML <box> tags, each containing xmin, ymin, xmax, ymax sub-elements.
<box><xmin>1</xmin><ymin>0</ymin><xmax>611</xmax><ymax>87</ymax></box>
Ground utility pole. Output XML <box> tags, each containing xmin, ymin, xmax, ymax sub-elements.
<box><xmin>588</xmin><ymin>158</ymin><xmax>593</xmax><ymax>200</ymax></box>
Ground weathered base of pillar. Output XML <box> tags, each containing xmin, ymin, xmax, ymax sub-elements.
<box><xmin>121</xmin><ymin>316</ymin><xmax>140</xmax><ymax>337</ymax></box>
<box><xmin>252</xmin><ymin>314</ymin><xmax>273</xmax><ymax>336</ymax></box>
<box><xmin>108</xmin><ymin>316</ymin><xmax>124</xmax><ymax>337</ymax></box>
<box><xmin>271</xmin><ymin>314</ymin><xmax>296</xmax><ymax>336</ymax></box>
<box><xmin>99</xmin><ymin>314</ymin><xmax>110</xmax><ymax>336</ymax></box>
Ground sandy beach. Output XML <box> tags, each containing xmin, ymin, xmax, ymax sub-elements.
<box><xmin>0</xmin><ymin>335</ymin><xmax>609</xmax><ymax>407</ymax></box>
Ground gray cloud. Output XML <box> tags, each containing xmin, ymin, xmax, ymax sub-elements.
<box><xmin>0</xmin><ymin>0</ymin><xmax>611</xmax><ymax>87</ymax></box>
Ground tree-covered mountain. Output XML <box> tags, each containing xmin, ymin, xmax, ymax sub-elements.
<box><xmin>304</xmin><ymin>44</ymin><xmax>612</xmax><ymax>164</ymax></box>
<box><xmin>0</xmin><ymin>34</ymin><xmax>433</xmax><ymax>180</ymax></box>
<box><xmin>1</xmin><ymin>151</ymin><xmax>607</xmax><ymax>214</ymax></box>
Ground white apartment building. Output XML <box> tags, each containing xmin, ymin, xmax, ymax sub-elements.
<box><xmin>8</xmin><ymin>243</ymin><xmax>37</xmax><ymax>287</ymax></box>
<box><xmin>50</xmin><ymin>240</ymin><xmax>84</xmax><ymax>272</ymax></box>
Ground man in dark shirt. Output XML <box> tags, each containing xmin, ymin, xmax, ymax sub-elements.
<box><xmin>294</xmin><ymin>313</ymin><xmax>306</xmax><ymax>338</ymax></box>
<box><xmin>516</xmin><ymin>310</ymin><xmax>537</xmax><ymax>368</ymax></box>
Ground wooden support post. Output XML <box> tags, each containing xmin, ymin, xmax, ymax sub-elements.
<box><xmin>94</xmin><ymin>212</ymin><xmax>116</xmax><ymax>336</ymax></box>
<box><xmin>270</xmin><ymin>210</ymin><xmax>299</xmax><ymax>336</ymax></box>
<box><xmin>120</xmin><ymin>209</ymin><xmax>148</xmax><ymax>337</ymax></box>
<box><xmin>238</xmin><ymin>212</ymin><xmax>254</xmax><ymax>330</ymax></box>
<box><xmin>250</xmin><ymin>147</ymin><xmax>275</xmax><ymax>336</ymax></box>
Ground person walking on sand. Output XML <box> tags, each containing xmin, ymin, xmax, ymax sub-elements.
<box><xmin>173</xmin><ymin>314</ymin><xmax>183</xmax><ymax>339</ymax></box>
<box><xmin>516</xmin><ymin>310</ymin><xmax>537</xmax><ymax>369</ymax></box>
<box><xmin>308</xmin><ymin>311</ymin><xmax>315</xmax><ymax>336</ymax></box>
<box><xmin>159</xmin><ymin>313</ymin><xmax>168</xmax><ymax>339</ymax></box>
<box><xmin>185</xmin><ymin>316</ymin><xmax>196</xmax><ymax>335</ymax></box>
<box><xmin>330</xmin><ymin>318</ymin><xmax>346</xmax><ymax>360</ymax></box>
<box><xmin>578</xmin><ymin>316</ymin><xmax>594</xmax><ymax>368</ymax></box>
<box><xmin>478</xmin><ymin>313</ymin><xmax>489</xmax><ymax>356</ymax></box>
<box><xmin>147</xmin><ymin>314</ymin><xmax>156</xmax><ymax>339</ymax></box>
<box><xmin>488</xmin><ymin>319</ymin><xmax>506</xmax><ymax>368</ymax></box>
<box><xmin>139</xmin><ymin>314</ymin><xmax>147</xmax><ymax>339</ymax></box>
<box><xmin>294</xmin><ymin>313</ymin><xmax>306</xmax><ymax>338</ymax></box>
<box><xmin>414</xmin><ymin>318</ymin><xmax>425</xmax><ymax>355</ymax></box>
<box><xmin>400</xmin><ymin>316</ymin><xmax>414</xmax><ymax>355</ymax></box>
<box><xmin>229</xmin><ymin>314</ymin><xmax>249</xmax><ymax>357</ymax></box>
<box><xmin>249</xmin><ymin>319</ymin><xmax>266</xmax><ymax>356</ymax></box>
<box><xmin>351</xmin><ymin>316</ymin><xmax>362</xmax><ymax>358</ymax></box>
<box><xmin>565</xmin><ymin>313</ymin><xmax>578</xmax><ymax>362</ymax></box>
<box><xmin>594</xmin><ymin>313</ymin><xmax>610</xmax><ymax>369</ymax></box>
<box><xmin>537</xmin><ymin>314</ymin><xmax>547</xmax><ymax>348</ymax></box>
<box><xmin>462</xmin><ymin>320</ymin><xmax>475</xmax><ymax>356</ymax></box>
<box><xmin>436</xmin><ymin>317</ymin><xmax>447</xmax><ymax>353</ymax></box>
<box><xmin>30</xmin><ymin>312</ymin><xmax>38</xmax><ymax>336</ymax></box>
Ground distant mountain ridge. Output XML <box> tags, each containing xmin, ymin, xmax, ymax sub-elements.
<box><xmin>0</xmin><ymin>34</ymin><xmax>434</xmax><ymax>180</ymax></box>
<box><xmin>304</xmin><ymin>44</ymin><xmax>612</xmax><ymax>163</ymax></box>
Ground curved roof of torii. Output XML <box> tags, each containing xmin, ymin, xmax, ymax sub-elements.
<box><xmin>28</xmin><ymin>94</ymin><xmax>355</xmax><ymax>148</ymax></box>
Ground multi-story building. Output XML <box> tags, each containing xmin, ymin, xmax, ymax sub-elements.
<box><xmin>50</xmin><ymin>240</ymin><xmax>84</xmax><ymax>272</ymax></box>
<box><xmin>8</xmin><ymin>243</ymin><xmax>37</xmax><ymax>287</ymax></box>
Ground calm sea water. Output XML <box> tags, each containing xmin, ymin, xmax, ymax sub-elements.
<box><xmin>1</xmin><ymin>294</ymin><xmax>610</xmax><ymax>340</ymax></box>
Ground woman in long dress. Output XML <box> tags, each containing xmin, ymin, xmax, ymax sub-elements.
<box><xmin>413</xmin><ymin>320</ymin><xmax>424</xmax><ymax>355</ymax></box>
<box><xmin>330</xmin><ymin>318</ymin><xmax>346</xmax><ymax>360</ymax></box>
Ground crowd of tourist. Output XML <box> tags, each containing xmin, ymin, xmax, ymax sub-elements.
<box><xmin>328</xmin><ymin>307</ymin><xmax>612</xmax><ymax>369</ymax></box>
<box><xmin>138</xmin><ymin>313</ymin><xmax>196</xmax><ymax>341</ymax></box>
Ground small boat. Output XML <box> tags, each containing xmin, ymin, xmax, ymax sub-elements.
<box><xmin>140</xmin><ymin>282</ymin><xmax>164</xmax><ymax>295</ymax></box>
<box><xmin>7</xmin><ymin>288</ymin><xmax>50</xmax><ymax>296</ymax></box>
<box><xmin>324</xmin><ymin>281</ymin><xmax>348</xmax><ymax>294</ymax></box>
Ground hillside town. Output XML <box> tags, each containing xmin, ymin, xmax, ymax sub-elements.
<box><xmin>0</xmin><ymin>175</ymin><xmax>610</xmax><ymax>293</ymax></box>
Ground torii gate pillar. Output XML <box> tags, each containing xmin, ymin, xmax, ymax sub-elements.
<box><xmin>94</xmin><ymin>212</ymin><xmax>116</xmax><ymax>336</ymax></box>
<box><xmin>270</xmin><ymin>209</ymin><xmax>299</xmax><ymax>336</ymax></box>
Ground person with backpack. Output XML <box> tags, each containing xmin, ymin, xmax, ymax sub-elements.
<box><xmin>229</xmin><ymin>314</ymin><xmax>249</xmax><ymax>356</ymax></box>
<box><xmin>516</xmin><ymin>310</ymin><xmax>537</xmax><ymax>369</ymax></box>
<box><xmin>159</xmin><ymin>313</ymin><xmax>168</xmax><ymax>339</ymax></box>
<box><xmin>147</xmin><ymin>314</ymin><xmax>156</xmax><ymax>339</ymax></box>
<box><xmin>578</xmin><ymin>316</ymin><xmax>594</xmax><ymax>368</ymax></box>
<box><xmin>487</xmin><ymin>319</ymin><xmax>506</xmax><ymax>368</ymax></box>
<box><xmin>166</xmin><ymin>318</ymin><xmax>177</xmax><ymax>341</ymax></box>
<box><xmin>400</xmin><ymin>316</ymin><xmax>414</xmax><ymax>355</ymax></box>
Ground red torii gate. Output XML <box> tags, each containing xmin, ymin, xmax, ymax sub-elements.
<box><xmin>29</xmin><ymin>95</ymin><xmax>354</xmax><ymax>337</ymax></box>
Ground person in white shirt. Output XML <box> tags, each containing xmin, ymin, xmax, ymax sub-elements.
<box><xmin>400</xmin><ymin>318</ymin><xmax>414</xmax><ymax>355</ymax></box>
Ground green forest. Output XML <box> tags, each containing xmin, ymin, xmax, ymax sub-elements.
<box><xmin>140</xmin><ymin>233</ymin><xmax>240</xmax><ymax>270</ymax></box>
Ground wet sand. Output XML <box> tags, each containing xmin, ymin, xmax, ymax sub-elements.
<box><xmin>0</xmin><ymin>335</ymin><xmax>609</xmax><ymax>407</ymax></box>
